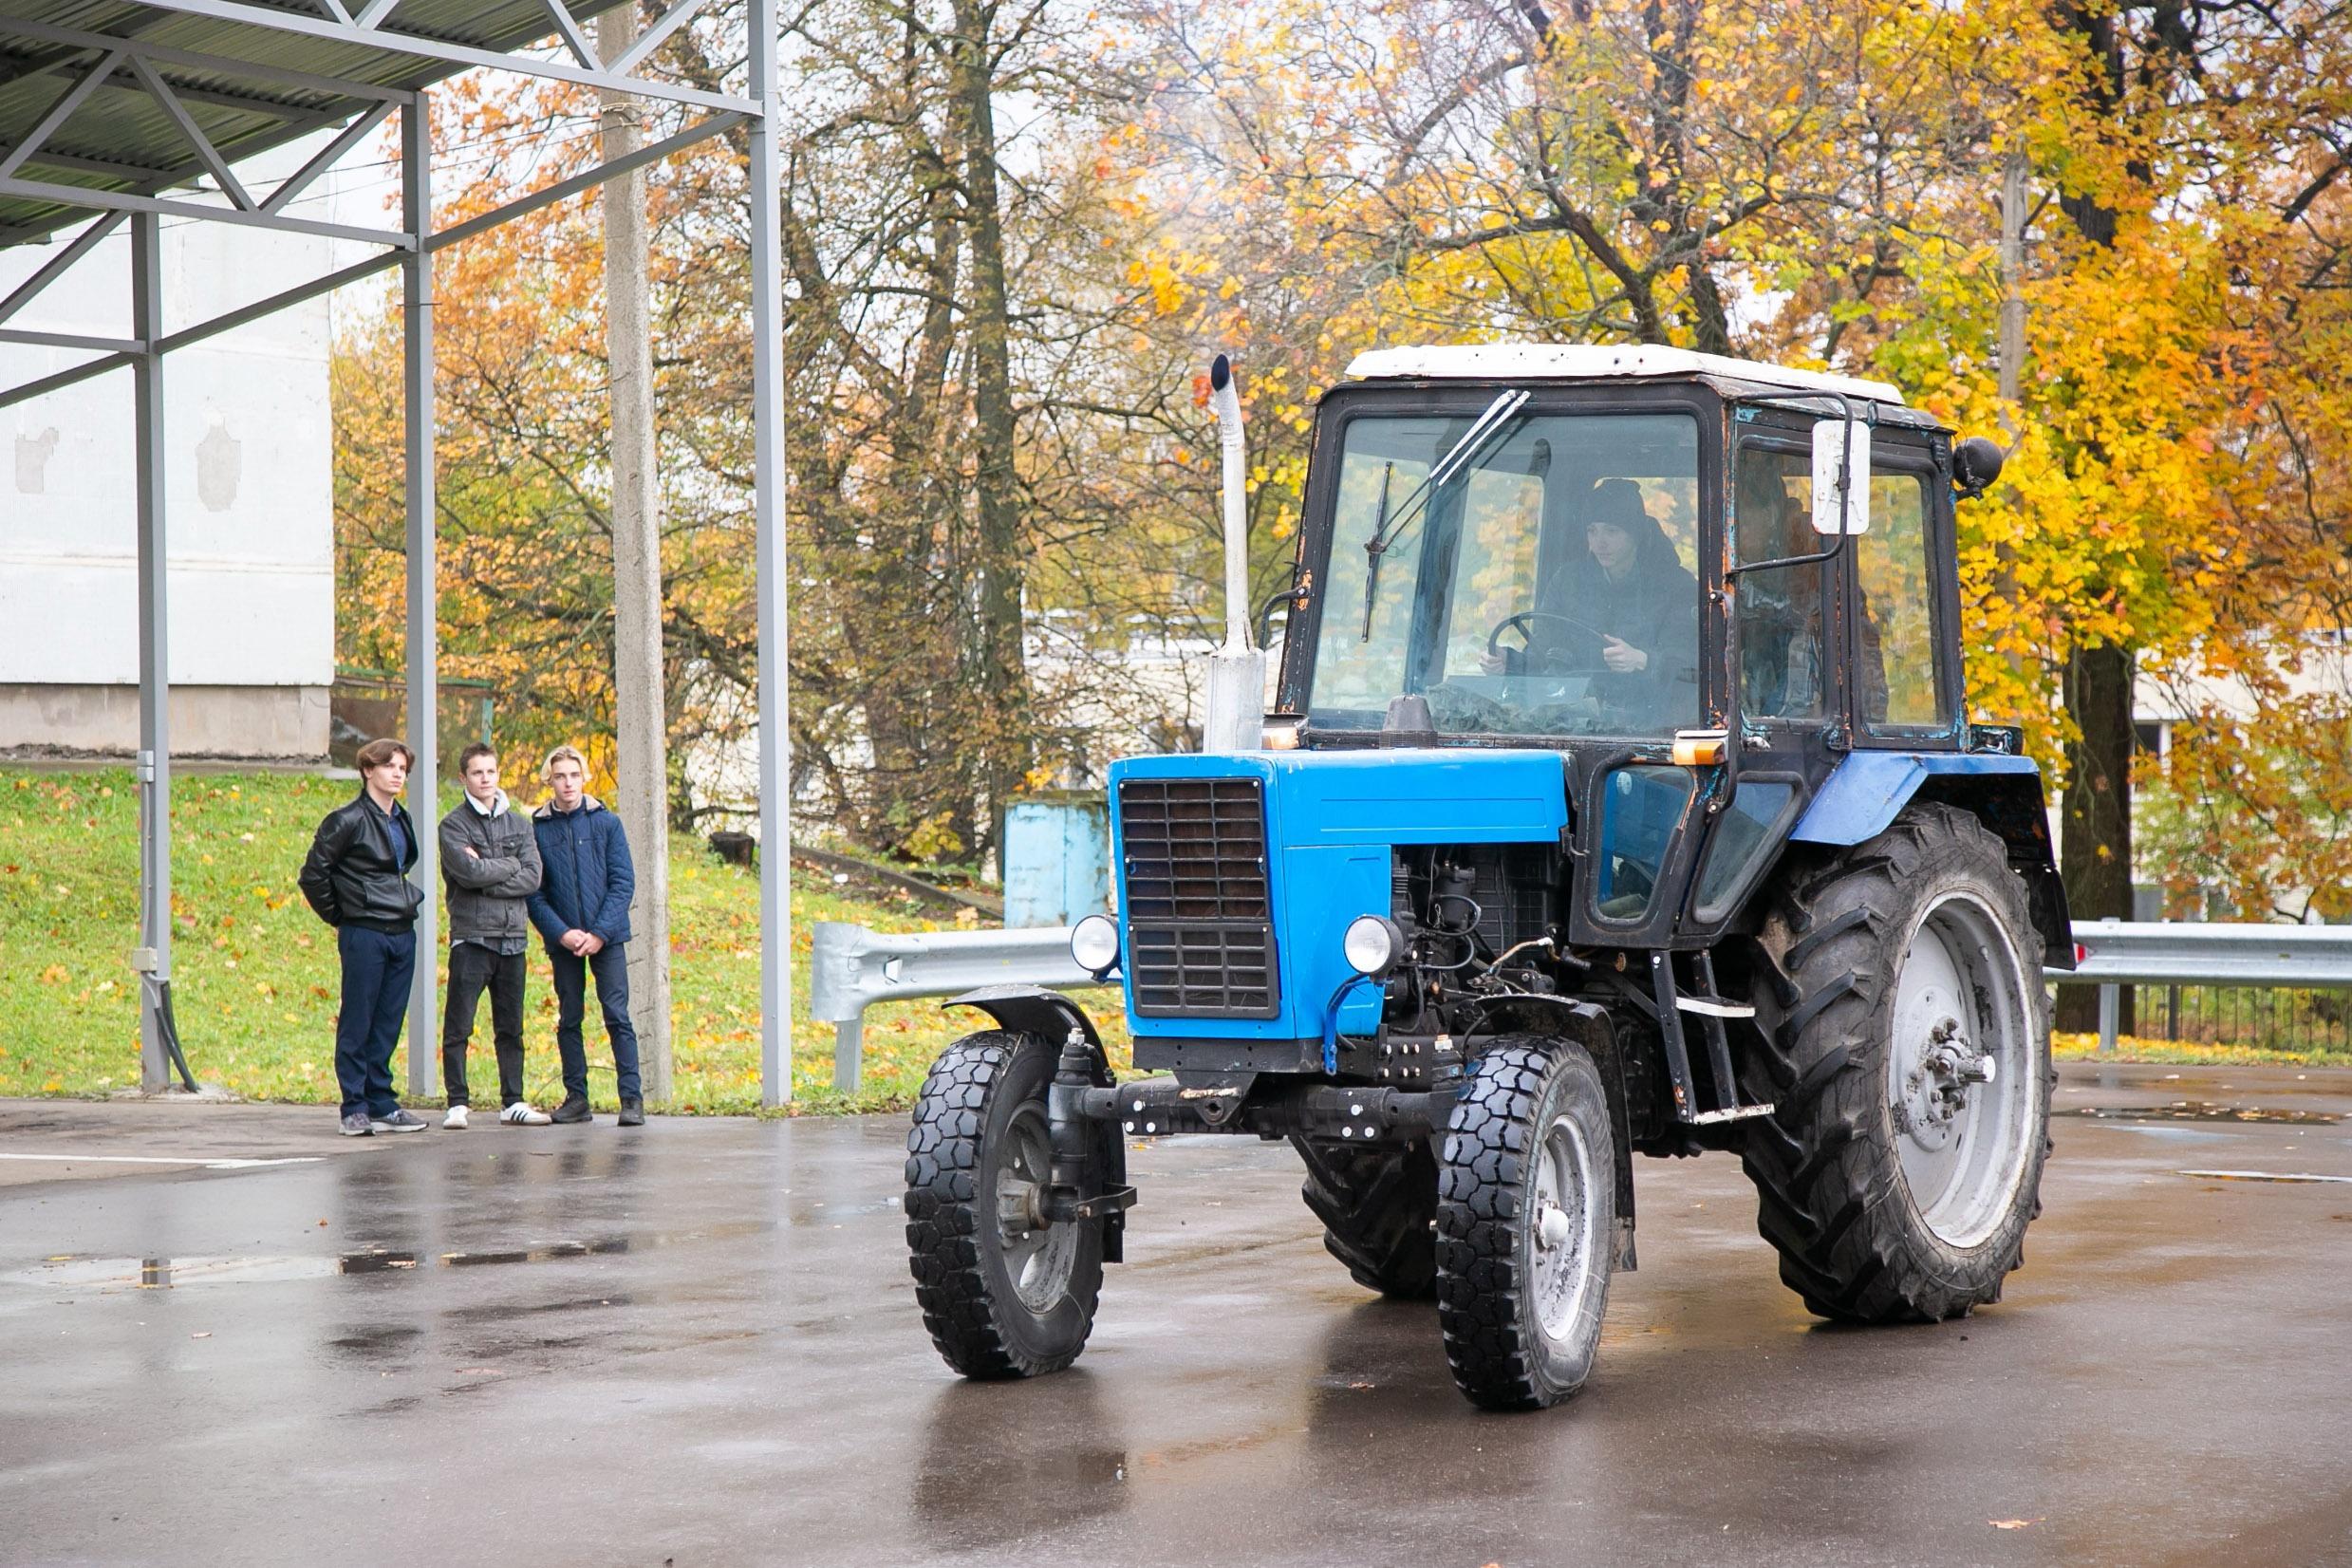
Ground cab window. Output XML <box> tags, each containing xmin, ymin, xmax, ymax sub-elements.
<box><xmin>1856</xmin><ymin>471</ymin><xmax>1944</xmax><ymax>730</ymax></box>
<box><xmin>1732</xmin><ymin>445</ymin><xmax>1824</xmax><ymax>720</ymax></box>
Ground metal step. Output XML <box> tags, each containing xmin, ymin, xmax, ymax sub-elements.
<box><xmin>1685</xmin><ymin>1103</ymin><xmax>1777</xmax><ymax>1125</ymax></box>
<box><xmin>1674</xmin><ymin>994</ymin><xmax>1756</xmax><ymax>1019</ymax></box>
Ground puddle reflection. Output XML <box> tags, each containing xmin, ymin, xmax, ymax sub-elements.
<box><xmin>2057</xmin><ymin>1101</ymin><xmax>2338</xmax><ymax>1126</ymax></box>
<box><xmin>912</xmin><ymin>1373</ymin><xmax>1129</xmax><ymax>1552</ymax></box>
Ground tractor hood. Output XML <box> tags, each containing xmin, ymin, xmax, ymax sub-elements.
<box><xmin>1107</xmin><ymin>748</ymin><xmax>1571</xmax><ymax>1043</ymax></box>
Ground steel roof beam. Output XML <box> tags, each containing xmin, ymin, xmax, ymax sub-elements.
<box><xmin>261</xmin><ymin>98</ymin><xmax>395</xmax><ymax>214</ymax></box>
<box><xmin>0</xmin><ymin>175</ymin><xmax>412</xmax><ymax>248</ymax></box>
<box><xmin>11</xmin><ymin>146</ymin><xmax>184</xmax><ymax>183</ymax></box>
<box><xmin>0</xmin><ymin>47</ymin><xmax>126</xmax><ymax>181</ymax></box>
<box><xmin>607</xmin><ymin>0</ymin><xmax>709</xmax><ymax>76</ymax></box>
<box><xmin>84</xmin><ymin>2</ymin><xmax>761</xmax><ymax>116</ymax></box>
<box><xmin>0</xmin><ymin>348</ymin><xmax>131</xmax><ymax>408</ymax></box>
<box><xmin>0</xmin><ymin>103</ymin><xmax>738</xmax><ymax>405</ymax></box>
<box><xmin>83</xmin><ymin>62</ymin><xmax>332</xmax><ymax>121</ymax></box>
<box><xmin>0</xmin><ymin>326</ymin><xmax>145</xmax><ymax>354</ymax></box>
<box><xmin>0</xmin><ymin>211</ymin><xmax>122</xmax><ymax>325</ymax></box>
<box><xmin>127</xmin><ymin>54</ymin><xmax>256</xmax><ymax>211</ymax></box>
<box><xmin>0</xmin><ymin>14</ymin><xmax>409</xmax><ymax>104</ymax></box>
<box><xmin>425</xmin><ymin>108</ymin><xmax>742</xmax><ymax>252</ymax></box>
<box><xmin>534</xmin><ymin>0</ymin><xmax>600</xmax><ymax>67</ymax></box>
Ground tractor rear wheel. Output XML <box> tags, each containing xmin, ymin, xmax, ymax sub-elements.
<box><xmin>1291</xmin><ymin>1135</ymin><xmax>1438</xmax><ymax>1299</ymax></box>
<box><xmin>905</xmin><ymin>1030</ymin><xmax>1104</xmax><ymax>1378</ymax></box>
<box><xmin>1742</xmin><ymin>804</ymin><xmax>2051</xmax><ymax>1323</ymax></box>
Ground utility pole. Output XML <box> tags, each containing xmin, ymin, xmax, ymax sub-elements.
<box><xmin>601</xmin><ymin>1</ymin><xmax>673</xmax><ymax>1101</ymax></box>
<box><xmin>1998</xmin><ymin>150</ymin><xmax>2026</xmax><ymax>413</ymax></box>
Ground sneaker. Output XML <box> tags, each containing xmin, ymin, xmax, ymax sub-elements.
<box><xmin>618</xmin><ymin>1097</ymin><xmax>644</xmax><ymax>1128</ymax></box>
<box><xmin>499</xmin><ymin>1102</ymin><xmax>551</xmax><ymax>1127</ymax></box>
<box><xmin>370</xmin><ymin>1109</ymin><xmax>429</xmax><ymax>1133</ymax></box>
<box><xmin>442</xmin><ymin>1105</ymin><xmax>470</xmax><ymax>1130</ymax></box>
<box><xmin>340</xmin><ymin>1111</ymin><xmax>373</xmax><ymax>1137</ymax></box>
<box><xmin>551</xmin><ymin>1094</ymin><xmax>592</xmax><ymax>1125</ymax></box>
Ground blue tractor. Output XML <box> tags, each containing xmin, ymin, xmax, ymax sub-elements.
<box><xmin>904</xmin><ymin>345</ymin><xmax>2071</xmax><ymax>1410</ymax></box>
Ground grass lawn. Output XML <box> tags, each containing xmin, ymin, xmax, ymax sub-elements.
<box><xmin>0</xmin><ymin>767</ymin><xmax>1125</xmax><ymax>1116</ymax></box>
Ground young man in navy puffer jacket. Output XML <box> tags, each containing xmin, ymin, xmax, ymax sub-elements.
<box><xmin>526</xmin><ymin>745</ymin><xmax>643</xmax><ymax>1126</ymax></box>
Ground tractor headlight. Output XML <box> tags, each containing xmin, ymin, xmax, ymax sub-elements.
<box><xmin>1070</xmin><ymin>913</ymin><xmax>1121</xmax><ymax>975</ymax></box>
<box><xmin>1342</xmin><ymin>914</ymin><xmax>1405</xmax><ymax>979</ymax></box>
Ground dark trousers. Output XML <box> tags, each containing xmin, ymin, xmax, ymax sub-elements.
<box><xmin>334</xmin><ymin>924</ymin><xmax>415</xmax><ymax>1118</ymax></box>
<box><xmin>549</xmin><ymin>942</ymin><xmax>641</xmax><ymax>1101</ymax></box>
<box><xmin>441</xmin><ymin>943</ymin><xmax>526</xmax><ymax>1108</ymax></box>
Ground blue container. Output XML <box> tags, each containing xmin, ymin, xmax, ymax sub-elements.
<box><xmin>1004</xmin><ymin>793</ymin><xmax>1112</xmax><ymax>928</ymax></box>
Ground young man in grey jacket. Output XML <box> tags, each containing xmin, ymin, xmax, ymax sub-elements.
<box><xmin>439</xmin><ymin>743</ymin><xmax>550</xmax><ymax>1128</ymax></box>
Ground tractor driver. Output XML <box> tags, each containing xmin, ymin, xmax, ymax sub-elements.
<box><xmin>1484</xmin><ymin>476</ymin><xmax>1699</xmax><ymax>733</ymax></box>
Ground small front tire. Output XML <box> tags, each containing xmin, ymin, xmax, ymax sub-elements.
<box><xmin>1436</xmin><ymin>1038</ymin><xmax>1616</xmax><ymax>1410</ymax></box>
<box><xmin>905</xmin><ymin>1031</ymin><xmax>1104</xmax><ymax>1378</ymax></box>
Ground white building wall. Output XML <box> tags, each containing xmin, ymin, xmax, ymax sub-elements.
<box><xmin>0</xmin><ymin>141</ymin><xmax>340</xmax><ymax>756</ymax></box>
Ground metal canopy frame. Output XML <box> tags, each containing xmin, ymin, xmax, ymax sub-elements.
<box><xmin>0</xmin><ymin>0</ymin><xmax>794</xmax><ymax>1106</ymax></box>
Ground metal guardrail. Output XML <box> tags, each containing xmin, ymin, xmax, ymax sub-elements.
<box><xmin>2061</xmin><ymin>921</ymin><xmax>2352</xmax><ymax>1054</ymax></box>
<box><xmin>810</xmin><ymin>922</ymin><xmax>1099</xmax><ymax>1093</ymax></box>
<box><xmin>809</xmin><ymin>918</ymin><xmax>2352</xmax><ymax>1092</ymax></box>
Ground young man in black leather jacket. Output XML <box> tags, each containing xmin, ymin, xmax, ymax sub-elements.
<box><xmin>298</xmin><ymin>737</ymin><xmax>429</xmax><ymax>1136</ymax></box>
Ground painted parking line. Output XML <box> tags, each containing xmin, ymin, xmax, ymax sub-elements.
<box><xmin>0</xmin><ymin>1153</ymin><xmax>324</xmax><ymax>1170</ymax></box>
<box><xmin>2177</xmin><ymin>1168</ymin><xmax>2352</xmax><ymax>1185</ymax></box>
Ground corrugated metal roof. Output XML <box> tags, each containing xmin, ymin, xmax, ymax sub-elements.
<box><xmin>0</xmin><ymin>1</ymin><xmax>631</xmax><ymax>247</ymax></box>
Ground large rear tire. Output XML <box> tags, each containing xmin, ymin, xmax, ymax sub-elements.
<box><xmin>1741</xmin><ymin>804</ymin><xmax>2052</xmax><ymax>1322</ymax></box>
<box><xmin>905</xmin><ymin>1031</ymin><xmax>1104</xmax><ymax>1378</ymax></box>
<box><xmin>1435</xmin><ymin>1038</ymin><xmax>1615</xmax><ymax>1410</ymax></box>
<box><xmin>1291</xmin><ymin>1135</ymin><xmax>1438</xmax><ymax>1299</ymax></box>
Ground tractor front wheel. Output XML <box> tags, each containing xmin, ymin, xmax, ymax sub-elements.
<box><xmin>905</xmin><ymin>1030</ymin><xmax>1104</xmax><ymax>1378</ymax></box>
<box><xmin>1742</xmin><ymin>804</ymin><xmax>2051</xmax><ymax>1322</ymax></box>
<box><xmin>1435</xmin><ymin>1037</ymin><xmax>1616</xmax><ymax>1410</ymax></box>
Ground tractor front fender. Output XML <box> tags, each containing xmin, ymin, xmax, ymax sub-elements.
<box><xmin>945</xmin><ymin>984</ymin><xmax>1126</xmax><ymax>1261</ymax></box>
<box><xmin>944</xmin><ymin>984</ymin><xmax>1109</xmax><ymax>1076</ymax></box>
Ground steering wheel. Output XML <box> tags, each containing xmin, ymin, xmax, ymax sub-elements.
<box><xmin>1485</xmin><ymin>611</ymin><xmax>1610</xmax><ymax>676</ymax></box>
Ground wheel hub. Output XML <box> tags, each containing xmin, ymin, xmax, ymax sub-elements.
<box><xmin>1530</xmin><ymin>1116</ymin><xmax>1595</xmax><ymax>1341</ymax></box>
<box><xmin>1883</xmin><ymin>891</ymin><xmax>2037</xmax><ymax>1250</ymax></box>
<box><xmin>1897</xmin><ymin>1016</ymin><xmax>1997</xmax><ymax>1151</ymax></box>
<box><xmin>994</xmin><ymin>1105</ymin><xmax>1079</xmax><ymax>1315</ymax></box>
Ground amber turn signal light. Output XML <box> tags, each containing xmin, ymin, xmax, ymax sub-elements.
<box><xmin>1671</xmin><ymin>729</ymin><xmax>1727</xmax><ymax>767</ymax></box>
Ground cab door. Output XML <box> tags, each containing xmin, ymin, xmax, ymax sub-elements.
<box><xmin>1566</xmin><ymin>750</ymin><xmax>1707</xmax><ymax>949</ymax></box>
<box><xmin>1665</xmin><ymin>416</ymin><xmax>1836</xmax><ymax>943</ymax></box>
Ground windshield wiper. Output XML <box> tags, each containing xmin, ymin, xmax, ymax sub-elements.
<box><xmin>1359</xmin><ymin>388</ymin><xmax>1532</xmax><ymax>640</ymax></box>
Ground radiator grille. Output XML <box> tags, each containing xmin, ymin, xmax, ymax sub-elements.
<box><xmin>1118</xmin><ymin>777</ymin><xmax>1279</xmax><ymax>1017</ymax></box>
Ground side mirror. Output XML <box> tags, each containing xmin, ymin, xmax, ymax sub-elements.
<box><xmin>1953</xmin><ymin>436</ymin><xmax>2006</xmax><ymax>499</ymax></box>
<box><xmin>1809</xmin><ymin>418</ymin><xmax>1872</xmax><ymax>535</ymax></box>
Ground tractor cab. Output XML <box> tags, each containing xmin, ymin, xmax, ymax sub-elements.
<box><xmin>905</xmin><ymin>345</ymin><xmax>2067</xmax><ymax>1413</ymax></box>
<box><xmin>1277</xmin><ymin>345</ymin><xmax>2006</xmax><ymax>954</ymax></box>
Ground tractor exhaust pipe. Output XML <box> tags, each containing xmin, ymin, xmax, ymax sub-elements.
<box><xmin>1202</xmin><ymin>353</ymin><xmax>1265</xmax><ymax>754</ymax></box>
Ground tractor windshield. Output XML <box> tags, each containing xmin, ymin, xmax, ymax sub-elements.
<box><xmin>1309</xmin><ymin>409</ymin><xmax>1702</xmax><ymax>737</ymax></box>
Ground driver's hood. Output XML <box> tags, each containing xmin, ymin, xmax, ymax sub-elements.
<box><xmin>1109</xmin><ymin>747</ymin><xmax>1570</xmax><ymax>847</ymax></box>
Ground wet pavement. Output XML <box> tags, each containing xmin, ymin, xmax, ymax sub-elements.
<box><xmin>4</xmin><ymin>1061</ymin><xmax>2350</xmax><ymax>1568</ymax></box>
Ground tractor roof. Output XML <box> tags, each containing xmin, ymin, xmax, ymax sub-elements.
<box><xmin>1345</xmin><ymin>344</ymin><xmax>1905</xmax><ymax>407</ymax></box>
